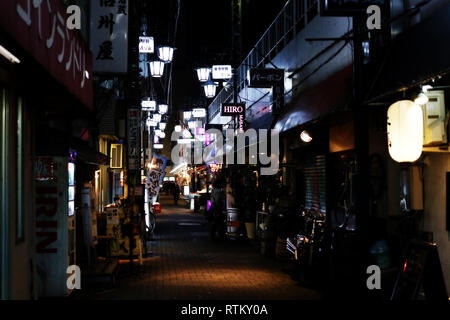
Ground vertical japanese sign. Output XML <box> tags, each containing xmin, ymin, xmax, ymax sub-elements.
<box><xmin>127</xmin><ymin>109</ymin><xmax>140</xmax><ymax>170</ymax></box>
<box><xmin>146</xmin><ymin>155</ymin><xmax>168</xmax><ymax>204</ymax></box>
<box><xmin>0</xmin><ymin>1</ymin><xmax>93</xmax><ymax>109</ymax></box>
<box><xmin>90</xmin><ymin>0</ymin><xmax>128</xmax><ymax>74</ymax></box>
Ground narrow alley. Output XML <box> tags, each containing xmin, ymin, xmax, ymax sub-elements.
<box><xmin>79</xmin><ymin>195</ymin><xmax>322</xmax><ymax>300</ymax></box>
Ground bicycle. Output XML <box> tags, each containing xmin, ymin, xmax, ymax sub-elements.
<box><xmin>144</xmin><ymin>211</ymin><xmax>157</xmax><ymax>241</ymax></box>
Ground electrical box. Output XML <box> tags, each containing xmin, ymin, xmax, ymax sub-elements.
<box><xmin>422</xmin><ymin>90</ymin><xmax>447</xmax><ymax>146</ymax></box>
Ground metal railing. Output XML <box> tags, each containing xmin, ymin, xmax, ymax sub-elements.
<box><xmin>208</xmin><ymin>0</ymin><xmax>319</xmax><ymax>122</ymax></box>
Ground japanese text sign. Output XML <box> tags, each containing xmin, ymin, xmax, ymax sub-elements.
<box><xmin>90</xmin><ymin>0</ymin><xmax>128</xmax><ymax>74</ymax></box>
<box><xmin>0</xmin><ymin>0</ymin><xmax>93</xmax><ymax>109</ymax></box>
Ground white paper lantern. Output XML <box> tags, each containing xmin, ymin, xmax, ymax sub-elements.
<box><xmin>159</xmin><ymin>122</ymin><xmax>167</xmax><ymax>130</ymax></box>
<box><xmin>387</xmin><ymin>100</ymin><xmax>423</xmax><ymax>163</ymax></box>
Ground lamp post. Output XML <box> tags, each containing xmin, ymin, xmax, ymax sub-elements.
<box><xmin>203</xmin><ymin>77</ymin><xmax>219</xmax><ymax>98</ymax></box>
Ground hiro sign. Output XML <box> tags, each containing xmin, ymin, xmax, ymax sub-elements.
<box><xmin>221</xmin><ymin>103</ymin><xmax>245</xmax><ymax>116</ymax></box>
<box><xmin>222</xmin><ymin>103</ymin><xmax>246</xmax><ymax>132</ymax></box>
<box><xmin>248</xmin><ymin>68</ymin><xmax>284</xmax><ymax>88</ymax></box>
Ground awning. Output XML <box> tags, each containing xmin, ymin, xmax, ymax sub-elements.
<box><xmin>36</xmin><ymin>126</ymin><xmax>109</xmax><ymax>166</ymax></box>
<box><xmin>365</xmin><ymin>2</ymin><xmax>450</xmax><ymax>102</ymax></box>
<box><xmin>72</xmin><ymin>139</ymin><xmax>110</xmax><ymax>166</ymax></box>
<box><xmin>274</xmin><ymin>65</ymin><xmax>352</xmax><ymax>133</ymax></box>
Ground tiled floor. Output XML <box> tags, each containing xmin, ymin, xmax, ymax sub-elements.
<box><xmin>76</xmin><ymin>195</ymin><xmax>322</xmax><ymax>300</ymax></box>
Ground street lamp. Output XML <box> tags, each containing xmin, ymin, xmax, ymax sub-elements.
<box><xmin>183</xmin><ymin>111</ymin><xmax>192</xmax><ymax>121</ymax></box>
<box><xmin>149</xmin><ymin>60</ymin><xmax>165</xmax><ymax>77</ymax></box>
<box><xmin>203</xmin><ymin>77</ymin><xmax>218</xmax><ymax>98</ymax></box>
<box><xmin>196</xmin><ymin>67</ymin><xmax>211</xmax><ymax>82</ymax></box>
<box><xmin>158</xmin><ymin>104</ymin><xmax>168</xmax><ymax>114</ymax></box>
<box><xmin>158</xmin><ymin>46</ymin><xmax>174</xmax><ymax>63</ymax></box>
<box><xmin>153</xmin><ymin>113</ymin><xmax>162</xmax><ymax>122</ymax></box>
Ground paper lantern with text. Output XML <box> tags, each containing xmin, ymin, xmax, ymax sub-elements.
<box><xmin>387</xmin><ymin>100</ymin><xmax>423</xmax><ymax>163</ymax></box>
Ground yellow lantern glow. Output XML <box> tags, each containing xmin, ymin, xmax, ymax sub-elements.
<box><xmin>387</xmin><ymin>100</ymin><xmax>423</xmax><ymax>163</ymax></box>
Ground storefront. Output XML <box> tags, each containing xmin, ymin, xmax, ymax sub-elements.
<box><xmin>0</xmin><ymin>1</ymin><xmax>93</xmax><ymax>299</ymax></box>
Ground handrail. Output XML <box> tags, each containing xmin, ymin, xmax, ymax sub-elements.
<box><xmin>208</xmin><ymin>0</ymin><xmax>318</xmax><ymax>123</ymax></box>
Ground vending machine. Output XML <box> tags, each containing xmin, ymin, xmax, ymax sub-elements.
<box><xmin>35</xmin><ymin>156</ymin><xmax>76</xmax><ymax>297</ymax></box>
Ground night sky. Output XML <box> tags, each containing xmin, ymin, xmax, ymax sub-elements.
<box><xmin>146</xmin><ymin>0</ymin><xmax>288</xmax><ymax>113</ymax></box>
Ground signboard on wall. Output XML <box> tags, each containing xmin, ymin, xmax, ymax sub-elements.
<box><xmin>248</xmin><ymin>68</ymin><xmax>284</xmax><ymax>88</ymax></box>
<box><xmin>221</xmin><ymin>103</ymin><xmax>246</xmax><ymax>133</ymax></box>
<box><xmin>139</xmin><ymin>36</ymin><xmax>154</xmax><ymax>53</ymax></box>
<box><xmin>0</xmin><ymin>0</ymin><xmax>93</xmax><ymax>109</ymax></box>
<box><xmin>127</xmin><ymin>109</ymin><xmax>140</xmax><ymax>170</ymax></box>
<box><xmin>90</xmin><ymin>0</ymin><xmax>128</xmax><ymax>73</ymax></box>
<box><xmin>212</xmin><ymin>65</ymin><xmax>232</xmax><ymax>80</ymax></box>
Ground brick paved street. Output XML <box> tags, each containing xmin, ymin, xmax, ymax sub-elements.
<box><xmin>79</xmin><ymin>195</ymin><xmax>323</xmax><ymax>300</ymax></box>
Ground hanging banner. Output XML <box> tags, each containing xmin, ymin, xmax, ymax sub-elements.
<box><xmin>127</xmin><ymin>109</ymin><xmax>140</xmax><ymax>170</ymax></box>
<box><xmin>90</xmin><ymin>0</ymin><xmax>128</xmax><ymax>74</ymax></box>
<box><xmin>146</xmin><ymin>155</ymin><xmax>168</xmax><ymax>204</ymax></box>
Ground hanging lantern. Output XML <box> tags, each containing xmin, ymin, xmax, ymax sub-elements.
<box><xmin>188</xmin><ymin>120</ymin><xmax>196</xmax><ymax>129</ymax></box>
<box><xmin>146</xmin><ymin>117</ymin><xmax>157</xmax><ymax>127</ymax></box>
<box><xmin>159</xmin><ymin>122</ymin><xmax>167</xmax><ymax>130</ymax></box>
<box><xmin>196</xmin><ymin>67</ymin><xmax>211</xmax><ymax>82</ymax></box>
<box><xmin>183</xmin><ymin>111</ymin><xmax>192</xmax><ymax>121</ymax></box>
<box><xmin>387</xmin><ymin>100</ymin><xmax>423</xmax><ymax>163</ymax></box>
<box><xmin>174</xmin><ymin>125</ymin><xmax>182</xmax><ymax>132</ymax></box>
<box><xmin>158</xmin><ymin>104</ymin><xmax>168</xmax><ymax>114</ymax></box>
<box><xmin>203</xmin><ymin>77</ymin><xmax>218</xmax><ymax>98</ymax></box>
<box><xmin>149</xmin><ymin>60</ymin><xmax>165</xmax><ymax>77</ymax></box>
<box><xmin>153</xmin><ymin>113</ymin><xmax>162</xmax><ymax>122</ymax></box>
<box><xmin>157</xmin><ymin>46</ymin><xmax>174</xmax><ymax>63</ymax></box>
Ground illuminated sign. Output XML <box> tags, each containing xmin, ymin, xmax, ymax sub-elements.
<box><xmin>212</xmin><ymin>65</ymin><xmax>232</xmax><ymax>80</ymax></box>
<box><xmin>141</xmin><ymin>100</ymin><xmax>156</xmax><ymax>111</ymax></box>
<box><xmin>221</xmin><ymin>103</ymin><xmax>246</xmax><ymax>133</ymax></box>
<box><xmin>139</xmin><ymin>36</ymin><xmax>154</xmax><ymax>53</ymax></box>
<box><xmin>192</xmin><ymin>108</ymin><xmax>206</xmax><ymax>118</ymax></box>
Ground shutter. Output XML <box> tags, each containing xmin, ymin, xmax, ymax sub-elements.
<box><xmin>110</xmin><ymin>144</ymin><xmax>123</xmax><ymax>169</ymax></box>
<box><xmin>304</xmin><ymin>155</ymin><xmax>326</xmax><ymax>214</ymax></box>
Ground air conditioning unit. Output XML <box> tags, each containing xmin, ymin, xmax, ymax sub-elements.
<box><xmin>110</xmin><ymin>144</ymin><xmax>123</xmax><ymax>169</ymax></box>
<box><xmin>422</xmin><ymin>90</ymin><xmax>447</xmax><ymax>146</ymax></box>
